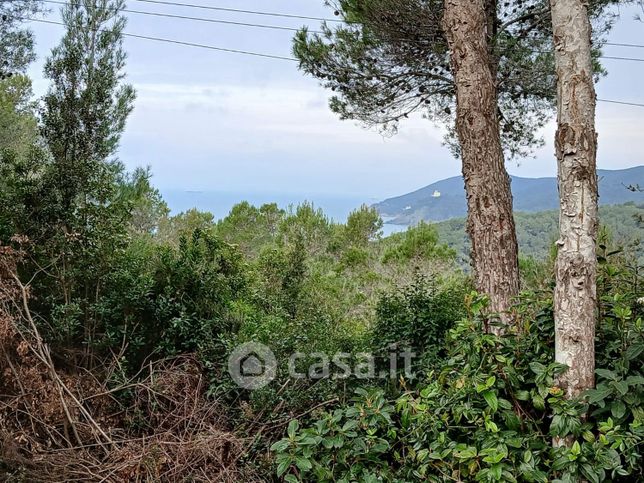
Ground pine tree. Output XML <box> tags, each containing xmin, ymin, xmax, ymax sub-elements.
<box><xmin>293</xmin><ymin>0</ymin><xmax>618</xmax><ymax>328</ymax></box>
<box><xmin>442</xmin><ymin>0</ymin><xmax>519</xmax><ymax>330</ymax></box>
<box><xmin>550</xmin><ymin>0</ymin><xmax>598</xmax><ymax>406</ymax></box>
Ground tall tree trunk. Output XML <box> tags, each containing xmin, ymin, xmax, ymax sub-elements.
<box><xmin>443</xmin><ymin>0</ymin><xmax>520</xmax><ymax>332</ymax></box>
<box><xmin>550</xmin><ymin>0</ymin><xmax>598</xmax><ymax>400</ymax></box>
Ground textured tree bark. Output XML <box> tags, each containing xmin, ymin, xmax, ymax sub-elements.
<box><xmin>550</xmin><ymin>0</ymin><xmax>598</xmax><ymax>401</ymax></box>
<box><xmin>443</xmin><ymin>0</ymin><xmax>520</xmax><ymax>332</ymax></box>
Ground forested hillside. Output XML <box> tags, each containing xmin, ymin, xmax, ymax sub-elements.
<box><xmin>433</xmin><ymin>203</ymin><xmax>644</xmax><ymax>265</ymax></box>
<box><xmin>2</xmin><ymin>175</ymin><xmax>643</xmax><ymax>479</ymax></box>
<box><xmin>375</xmin><ymin>167</ymin><xmax>644</xmax><ymax>224</ymax></box>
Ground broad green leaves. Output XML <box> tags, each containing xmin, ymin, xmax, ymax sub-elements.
<box><xmin>273</xmin><ymin>294</ymin><xmax>643</xmax><ymax>482</ymax></box>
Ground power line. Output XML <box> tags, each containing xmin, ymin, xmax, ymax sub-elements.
<box><xmin>504</xmin><ymin>47</ymin><xmax>644</xmax><ymax>63</ymax></box>
<box><xmin>605</xmin><ymin>42</ymin><xmax>644</xmax><ymax>49</ymax></box>
<box><xmin>601</xmin><ymin>55</ymin><xmax>644</xmax><ymax>63</ymax></box>
<box><xmin>23</xmin><ymin>18</ymin><xmax>644</xmax><ymax>109</ymax></box>
<box><xmin>27</xmin><ymin>17</ymin><xmax>298</xmax><ymax>61</ymax></box>
<box><xmin>597</xmin><ymin>98</ymin><xmax>644</xmax><ymax>108</ymax></box>
<box><xmin>111</xmin><ymin>0</ymin><xmax>644</xmax><ymax>48</ymax></box>
<box><xmin>38</xmin><ymin>2</ymin><xmax>644</xmax><ymax>62</ymax></box>
<box><xmin>40</xmin><ymin>0</ymin><xmax>644</xmax><ymax>52</ymax></box>
<box><xmin>128</xmin><ymin>0</ymin><xmax>346</xmax><ymax>23</ymax></box>
<box><xmin>41</xmin><ymin>0</ymin><xmax>324</xmax><ymax>34</ymax></box>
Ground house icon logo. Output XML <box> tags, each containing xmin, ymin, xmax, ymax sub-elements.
<box><xmin>228</xmin><ymin>342</ymin><xmax>277</xmax><ymax>390</ymax></box>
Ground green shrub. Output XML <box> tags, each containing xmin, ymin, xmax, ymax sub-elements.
<box><xmin>98</xmin><ymin>229</ymin><xmax>246</xmax><ymax>369</ymax></box>
<box><xmin>373</xmin><ymin>274</ymin><xmax>468</xmax><ymax>375</ymax></box>
<box><xmin>272</xmin><ymin>389</ymin><xmax>397</xmax><ymax>482</ymax></box>
<box><xmin>382</xmin><ymin>222</ymin><xmax>455</xmax><ymax>264</ymax></box>
<box><xmin>274</xmin><ymin>292</ymin><xmax>644</xmax><ymax>482</ymax></box>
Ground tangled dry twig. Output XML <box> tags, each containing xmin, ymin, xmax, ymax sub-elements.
<box><xmin>0</xmin><ymin>244</ymin><xmax>258</xmax><ymax>482</ymax></box>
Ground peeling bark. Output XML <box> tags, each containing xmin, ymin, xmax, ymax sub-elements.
<box><xmin>443</xmin><ymin>0</ymin><xmax>520</xmax><ymax>332</ymax></box>
<box><xmin>550</xmin><ymin>0</ymin><xmax>598</xmax><ymax>400</ymax></box>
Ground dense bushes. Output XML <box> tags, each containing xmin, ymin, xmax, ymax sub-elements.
<box><xmin>273</xmin><ymin>285</ymin><xmax>644</xmax><ymax>482</ymax></box>
<box><xmin>373</xmin><ymin>274</ymin><xmax>469</xmax><ymax>375</ymax></box>
<box><xmin>98</xmin><ymin>229</ymin><xmax>247</xmax><ymax>369</ymax></box>
<box><xmin>2</xmin><ymin>132</ymin><xmax>642</xmax><ymax>481</ymax></box>
<box><xmin>382</xmin><ymin>221</ymin><xmax>456</xmax><ymax>264</ymax></box>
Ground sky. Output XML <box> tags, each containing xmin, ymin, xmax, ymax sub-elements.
<box><xmin>24</xmin><ymin>1</ymin><xmax>644</xmax><ymax>205</ymax></box>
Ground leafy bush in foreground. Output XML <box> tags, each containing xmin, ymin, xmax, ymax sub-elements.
<box><xmin>273</xmin><ymin>293</ymin><xmax>644</xmax><ymax>482</ymax></box>
<box><xmin>373</xmin><ymin>274</ymin><xmax>468</xmax><ymax>375</ymax></box>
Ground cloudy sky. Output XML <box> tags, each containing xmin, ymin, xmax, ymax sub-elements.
<box><xmin>25</xmin><ymin>1</ymin><xmax>644</xmax><ymax>204</ymax></box>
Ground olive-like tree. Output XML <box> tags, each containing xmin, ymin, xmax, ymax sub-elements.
<box><xmin>41</xmin><ymin>0</ymin><xmax>135</xmax><ymax>219</ymax></box>
<box><xmin>35</xmin><ymin>0</ymin><xmax>136</xmax><ymax>351</ymax></box>
<box><xmin>0</xmin><ymin>0</ymin><xmax>43</xmax><ymax>76</ymax></box>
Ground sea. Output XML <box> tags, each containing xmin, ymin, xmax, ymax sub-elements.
<box><xmin>161</xmin><ymin>190</ymin><xmax>408</xmax><ymax>237</ymax></box>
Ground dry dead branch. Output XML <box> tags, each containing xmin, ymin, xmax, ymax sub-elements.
<box><xmin>0</xmin><ymin>245</ymin><xmax>257</xmax><ymax>482</ymax></box>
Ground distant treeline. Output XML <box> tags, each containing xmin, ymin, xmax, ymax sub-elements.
<box><xmin>431</xmin><ymin>202</ymin><xmax>644</xmax><ymax>265</ymax></box>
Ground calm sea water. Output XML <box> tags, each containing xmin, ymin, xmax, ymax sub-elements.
<box><xmin>161</xmin><ymin>190</ymin><xmax>408</xmax><ymax>237</ymax></box>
